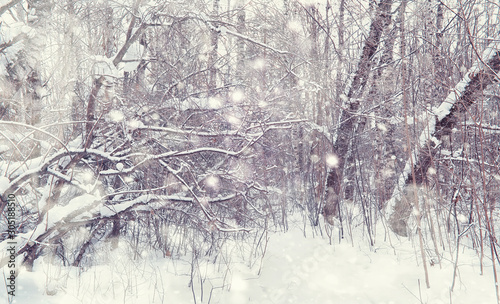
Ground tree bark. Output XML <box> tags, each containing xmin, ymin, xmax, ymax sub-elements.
<box><xmin>334</xmin><ymin>0</ymin><xmax>345</xmax><ymax>103</ymax></box>
<box><xmin>386</xmin><ymin>41</ymin><xmax>500</xmax><ymax>236</ymax></box>
<box><xmin>343</xmin><ymin>10</ymin><xmax>397</xmax><ymax>205</ymax></box>
<box><xmin>85</xmin><ymin>22</ymin><xmax>147</xmax><ymax>143</ymax></box>
<box><xmin>235</xmin><ymin>0</ymin><xmax>246</xmax><ymax>87</ymax></box>
<box><xmin>323</xmin><ymin>0</ymin><xmax>393</xmax><ymax>224</ymax></box>
<box><xmin>208</xmin><ymin>0</ymin><xmax>220</xmax><ymax>95</ymax></box>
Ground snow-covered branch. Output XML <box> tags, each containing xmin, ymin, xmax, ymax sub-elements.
<box><xmin>0</xmin><ymin>148</ymin><xmax>128</xmax><ymax>212</ymax></box>
<box><xmin>0</xmin><ymin>32</ymin><xmax>26</xmax><ymax>53</ymax></box>
<box><xmin>216</xmin><ymin>26</ymin><xmax>292</xmax><ymax>56</ymax></box>
<box><xmin>194</xmin><ymin>12</ymin><xmax>291</xmax><ymax>56</ymax></box>
<box><xmin>0</xmin><ymin>120</ymin><xmax>70</xmax><ymax>153</ymax></box>
<box><xmin>385</xmin><ymin>39</ymin><xmax>500</xmax><ymax>235</ymax></box>
<box><xmin>136</xmin><ymin>119</ymin><xmax>303</xmax><ymax>137</ymax></box>
<box><xmin>0</xmin><ymin>0</ymin><xmax>21</xmax><ymax>16</ymax></box>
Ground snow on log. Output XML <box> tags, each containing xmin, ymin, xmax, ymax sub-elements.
<box><xmin>385</xmin><ymin>40</ymin><xmax>500</xmax><ymax>236</ymax></box>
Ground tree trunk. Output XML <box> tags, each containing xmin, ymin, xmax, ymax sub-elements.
<box><xmin>208</xmin><ymin>0</ymin><xmax>219</xmax><ymax>95</ymax></box>
<box><xmin>386</xmin><ymin>41</ymin><xmax>500</xmax><ymax>236</ymax></box>
<box><xmin>235</xmin><ymin>0</ymin><xmax>246</xmax><ymax>87</ymax></box>
<box><xmin>343</xmin><ymin>11</ymin><xmax>397</xmax><ymax>205</ymax></box>
<box><xmin>85</xmin><ymin>20</ymin><xmax>147</xmax><ymax>145</ymax></box>
<box><xmin>323</xmin><ymin>0</ymin><xmax>393</xmax><ymax>224</ymax></box>
<box><xmin>334</xmin><ymin>0</ymin><xmax>345</xmax><ymax>103</ymax></box>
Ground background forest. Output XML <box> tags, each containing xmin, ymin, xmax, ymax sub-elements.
<box><xmin>1</xmin><ymin>0</ymin><xmax>500</xmax><ymax>303</ymax></box>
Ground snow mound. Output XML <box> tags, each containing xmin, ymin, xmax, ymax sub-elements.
<box><xmin>0</xmin><ymin>176</ymin><xmax>10</xmax><ymax>193</ymax></box>
<box><xmin>1</xmin><ymin>219</ymin><xmax>497</xmax><ymax>304</ymax></box>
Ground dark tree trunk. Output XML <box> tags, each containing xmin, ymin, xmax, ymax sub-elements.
<box><xmin>387</xmin><ymin>44</ymin><xmax>500</xmax><ymax>236</ymax></box>
<box><xmin>324</xmin><ymin>0</ymin><xmax>393</xmax><ymax>224</ymax></box>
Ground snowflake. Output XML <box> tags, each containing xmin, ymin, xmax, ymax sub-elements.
<box><xmin>231</xmin><ymin>89</ymin><xmax>245</xmax><ymax>103</ymax></box>
<box><xmin>326</xmin><ymin>154</ymin><xmax>339</xmax><ymax>168</ymax></box>
<box><xmin>109</xmin><ymin>110</ymin><xmax>124</xmax><ymax>122</ymax></box>
<box><xmin>205</xmin><ymin>175</ymin><xmax>219</xmax><ymax>189</ymax></box>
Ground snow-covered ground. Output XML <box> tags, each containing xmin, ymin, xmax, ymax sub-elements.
<box><xmin>2</xmin><ymin>218</ymin><xmax>497</xmax><ymax>304</ymax></box>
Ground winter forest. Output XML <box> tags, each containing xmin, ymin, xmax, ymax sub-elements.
<box><xmin>1</xmin><ymin>0</ymin><xmax>500</xmax><ymax>303</ymax></box>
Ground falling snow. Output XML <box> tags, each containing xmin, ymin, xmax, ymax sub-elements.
<box><xmin>1</xmin><ymin>1</ymin><xmax>500</xmax><ymax>304</ymax></box>
<box><xmin>326</xmin><ymin>154</ymin><xmax>339</xmax><ymax>168</ymax></box>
